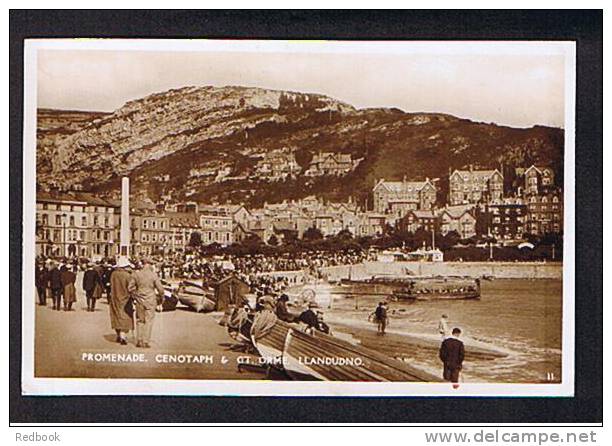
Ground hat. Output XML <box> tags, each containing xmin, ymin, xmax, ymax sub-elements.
<box><xmin>116</xmin><ymin>256</ymin><xmax>132</xmax><ymax>268</ymax></box>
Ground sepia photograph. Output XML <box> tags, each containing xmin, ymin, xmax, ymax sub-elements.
<box><xmin>21</xmin><ymin>38</ymin><xmax>576</xmax><ymax>396</ymax></box>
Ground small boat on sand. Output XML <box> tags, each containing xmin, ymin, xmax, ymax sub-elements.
<box><xmin>252</xmin><ymin>320</ymin><xmax>441</xmax><ymax>382</ymax></box>
<box><xmin>176</xmin><ymin>282</ymin><xmax>216</xmax><ymax>313</ymax></box>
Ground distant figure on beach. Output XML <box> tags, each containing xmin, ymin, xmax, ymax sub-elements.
<box><xmin>109</xmin><ymin>257</ymin><xmax>134</xmax><ymax>345</ymax></box>
<box><xmin>128</xmin><ymin>258</ymin><xmax>165</xmax><ymax>348</ymax></box>
<box><xmin>375</xmin><ymin>301</ymin><xmax>388</xmax><ymax>335</ymax></box>
<box><xmin>439</xmin><ymin>327</ymin><xmax>465</xmax><ymax>388</ymax></box>
<box><xmin>438</xmin><ymin>314</ymin><xmax>450</xmax><ymax>339</ymax></box>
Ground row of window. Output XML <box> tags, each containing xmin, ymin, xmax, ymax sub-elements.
<box><xmin>39</xmin><ymin>213</ymin><xmax>111</xmax><ymax>228</ymax></box>
<box><xmin>40</xmin><ymin>203</ymin><xmax>112</xmax><ymax>213</ymax></box>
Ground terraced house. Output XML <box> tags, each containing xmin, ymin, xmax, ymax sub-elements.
<box><xmin>304</xmin><ymin>152</ymin><xmax>359</xmax><ymax>176</ymax></box>
<box><xmin>372</xmin><ymin>177</ymin><xmax>437</xmax><ymax>218</ymax></box>
<box><xmin>449</xmin><ymin>166</ymin><xmax>504</xmax><ymax>205</ymax></box>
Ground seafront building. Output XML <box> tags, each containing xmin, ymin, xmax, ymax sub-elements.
<box><xmin>372</xmin><ymin>177</ymin><xmax>437</xmax><ymax>217</ymax></box>
<box><xmin>448</xmin><ymin>166</ymin><xmax>504</xmax><ymax>205</ymax></box>
<box><xmin>34</xmin><ymin>163</ymin><xmax>563</xmax><ymax>258</ymax></box>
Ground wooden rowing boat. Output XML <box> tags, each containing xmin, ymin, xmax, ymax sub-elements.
<box><xmin>176</xmin><ymin>283</ymin><xmax>216</xmax><ymax>312</ymax></box>
<box><xmin>251</xmin><ymin>320</ymin><xmax>441</xmax><ymax>382</ymax></box>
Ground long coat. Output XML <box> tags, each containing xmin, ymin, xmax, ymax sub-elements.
<box><xmin>128</xmin><ymin>267</ymin><xmax>165</xmax><ymax>310</ymax></box>
<box><xmin>60</xmin><ymin>269</ymin><xmax>77</xmax><ymax>304</ymax></box>
<box><xmin>439</xmin><ymin>337</ymin><xmax>465</xmax><ymax>370</ymax></box>
<box><xmin>109</xmin><ymin>268</ymin><xmax>134</xmax><ymax>331</ymax></box>
<box><xmin>35</xmin><ymin>266</ymin><xmax>48</xmax><ymax>289</ymax></box>
<box><xmin>48</xmin><ymin>267</ymin><xmax>63</xmax><ymax>291</ymax></box>
<box><xmin>92</xmin><ymin>266</ymin><xmax>104</xmax><ymax>299</ymax></box>
<box><xmin>83</xmin><ymin>269</ymin><xmax>101</xmax><ymax>292</ymax></box>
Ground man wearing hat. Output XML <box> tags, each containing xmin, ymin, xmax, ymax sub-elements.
<box><xmin>109</xmin><ymin>257</ymin><xmax>134</xmax><ymax>345</ymax></box>
<box><xmin>48</xmin><ymin>261</ymin><xmax>63</xmax><ymax>311</ymax></box>
<box><xmin>128</xmin><ymin>258</ymin><xmax>165</xmax><ymax>348</ymax></box>
<box><xmin>83</xmin><ymin>262</ymin><xmax>102</xmax><ymax>312</ymax></box>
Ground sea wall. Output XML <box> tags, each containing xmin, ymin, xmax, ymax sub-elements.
<box><xmin>322</xmin><ymin>261</ymin><xmax>563</xmax><ymax>281</ymax></box>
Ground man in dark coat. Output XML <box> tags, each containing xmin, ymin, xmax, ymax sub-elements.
<box><xmin>83</xmin><ymin>263</ymin><xmax>102</xmax><ymax>312</ymax></box>
<box><xmin>439</xmin><ymin>327</ymin><xmax>465</xmax><ymax>386</ymax></box>
<box><xmin>275</xmin><ymin>294</ymin><xmax>297</xmax><ymax>323</ymax></box>
<box><xmin>35</xmin><ymin>262</ymin><xmax>48</xmax><ymax>306</ymax></box>
<box><xmin>60</xmin><ymin>265</ymin><xmax>77</xmax><ymax>311</ymax></box>
<box><xmin>48</xmin><ymin>262</ymin><xmax>63</xmax><ymax>311</ymax></box>
<box><xmin>298</xmin><ymin>303</ymin><xmax>323</xmax><ymax>332</ymax></box>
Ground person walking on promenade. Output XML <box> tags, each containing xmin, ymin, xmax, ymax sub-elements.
<box><xmin>128</xmin><ymin>258</ymin><xmax>165</xmax><ymax>348</ymax></box>
<box><xmin>83</xmin><ymin>263</ymin><xmax>102</xmax><ymax>312</ymax></box>
<box><xmin>109</xmin><ymin>257</ymin><xmax>134</xmax><ymax>345</ymax></box>
<box><xmin>60</xmin><ymin>265</ymin><xmax>77</xmax><ymax>311</ymax></box>
<box><xmin>35</xmin><ymin>261</ymin><xmax>48</xmax><ymax>306</ymax></box>
<box><xmin>375</xmin><ymin>301</ymin><xmax>388</xmax><ymax>335</ymax></box>
<box><xmin>438</xmin><ymin>314</ymin><xmax>450</xmax><ymax>340</ymax></box>
<box><xmin>439</xmin><ymin>327</ymin><xmax>465</xmax><ymax>388</ymax></box>
<box><xmin>48</xmin><ymin>261</ymin><xmax>63</xmax><ymax>311</ymax></box>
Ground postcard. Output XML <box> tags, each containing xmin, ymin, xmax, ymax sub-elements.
<box><xmin>21</xmin><ymin>39</ymin><xmax>575</xmax><ymax>396</ymax></box>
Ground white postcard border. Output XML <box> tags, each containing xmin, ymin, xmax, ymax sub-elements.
<box><xmin>21</xmin><ymin>39</ymin><xmax>576</xmax><ymax>397</ymax></box>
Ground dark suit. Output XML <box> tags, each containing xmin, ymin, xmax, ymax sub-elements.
<box><xmin>439</xmin><ymin>337</ymin><xmax>465</xmax><ymax>383</ymax></box>
<box><xmin>35</xmin><ymin>266</ymin><xmax>48</xmax><ymax>305</ymax></box>
<box><xmin>48</xmin><ymin>267</ymin><xmax>63</xmax><ymax>310</ymax></box>
<box><xmin>83</xmin><ymin>268</ymin><xmax>102</xmax><ymax>311</ymax></box>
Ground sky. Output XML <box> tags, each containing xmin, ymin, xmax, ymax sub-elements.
<box><xmin>36</xmin><ymin>42</ymin><xmax>568</xmax><ymax>128</ymax></box>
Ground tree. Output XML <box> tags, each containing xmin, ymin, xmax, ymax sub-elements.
<box><xmin>188</xmin><ymin>231</ymin><xmax>203</xmax><ymax>247</ymax></box>
<box><xmin>267</xmin><ymin>234</ymin><xmax>279</xmax><ymax>246</ymax></box>
<box><xmin>303</xmin><ymin>226</ymin><xmax>324</xmax><ymax>241</ymax></box>
<box><xmin>336</xmin><ymin>228</ymin><xmax>353</xmax><ymax>240</ymax></box>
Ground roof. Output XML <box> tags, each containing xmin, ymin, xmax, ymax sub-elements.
<box><xmin>310</xmin><ymin>152</ymin><xmax>353</xmax><ymax>164</ymax></box>
<box><xmin>440</xmin><ymin>205</ymin><xmax>474</xmax><ymax>219</ymax></box>
<box><xmin>411</xmin><ymin>210</ymin><xmax>436</xmax><ymax>219</ymax></box>
<box><xmin>37</xmin><ymin>191</ymin><xmax>118</xmax><ymax>207</ymax></box>
<box><xmin>451</xmin><ymin>169</ymin><xmax>502</xmax><ymax>181</ymax></box>
<box><xmin>524</xmin><ymin>165</ymin><xmax>554</xmax><ymax>177</ymax></box>
<box><xmin>166</xmin><ymin>212</ymin><xmax>200</xmax><ymax>228</ymax></box>
<box><xmin>373</xmin><ymin>179</ymin><xmax>433</xmax><ymax>193</ymax></box>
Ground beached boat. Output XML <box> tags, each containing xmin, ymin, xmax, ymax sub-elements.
<box><xmin>252</xmin><ymin>320</ymin><xmax>441</xmax><ymax>382</ymax></box>
<box><xmin>176</xmin><ymin>282</ymin><xmax>216</xmax><ymax>312</ymax></box>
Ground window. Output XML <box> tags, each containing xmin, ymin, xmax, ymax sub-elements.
<box><xmin>55</xmin><ymin>215</ymin><xmax>62</xmax><ymax>225</ymax></box>
<box><xmin>69</xmin><ymin>216</ymin><xmax>75</xmax><ymax>226</ymax></box>
<box><xmin>93</xmin><ymin>216</ymin><xmax>98</xmax><ymax>226</ymax></box>
<box><xmin>81</xmin><ymin>216</ymin><xmax>87</xmax><ymax>226</ymax></box>
<box><xmin>42</xmin><ymin>214</ymin><xmax>48</xmax><ymax>225</ymax></box>
<box><xmin>42</xmin><ymin>203</ymin><xmax>48</xmax><ymax>210</ymax></box>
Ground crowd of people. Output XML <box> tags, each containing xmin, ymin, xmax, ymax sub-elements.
<box><xmin>34</xmin><ymin>248</ymin><xmax>465</xmax><ymax>385</ymax></box>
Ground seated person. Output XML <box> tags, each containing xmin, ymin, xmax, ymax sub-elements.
<box><xmin>316</xmin><ymin>311</ymin><xmax>331</xmax><ymax>335</ymax></box>
<box><xmin>298</xmin><ymin>303</ymin><xmax>319</xmax><ymax>330</ymax></box>
<box><xmin>275</xmin><ymin>294</ymin><xmax>298</xmax><ymax>322</ymax></box>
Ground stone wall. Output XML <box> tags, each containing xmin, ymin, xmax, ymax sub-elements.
<box><xmin>322</xmin><ymin>261</ymin><xmax>563</xmax><ymax>281</ymax></box>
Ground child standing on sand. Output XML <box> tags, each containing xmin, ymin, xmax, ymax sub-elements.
<box><xmin>438</xmin><ymin>314</ymin><xmax>450</xmax><ymax>340</ymax></box>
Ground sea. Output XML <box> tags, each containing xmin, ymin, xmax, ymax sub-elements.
<box><xmin>301</xmin><ymin>279</ymin><xmax>563</xmax><ymax>384</ymax></box>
